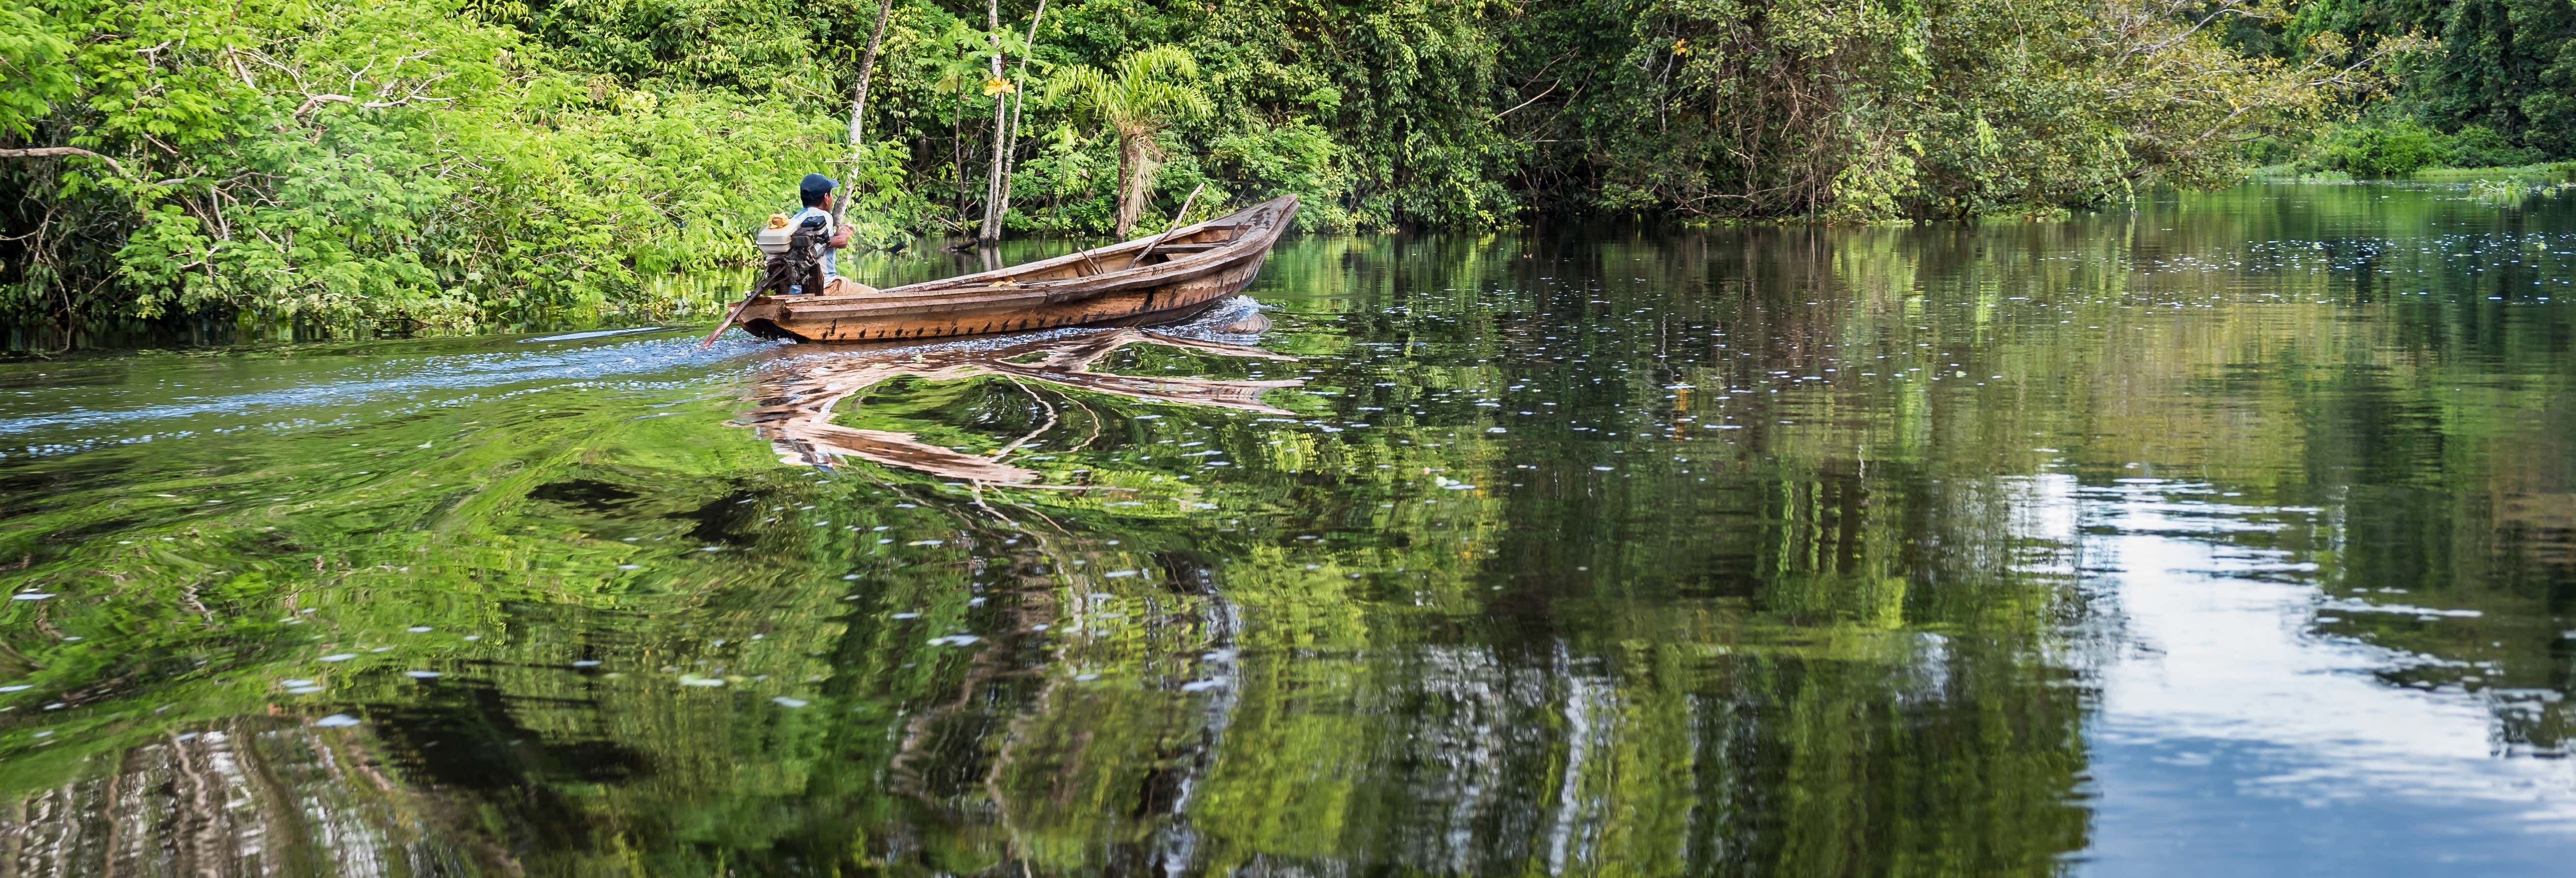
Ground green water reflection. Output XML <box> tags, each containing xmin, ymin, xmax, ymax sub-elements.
<box><xmin>1</xmin><ymin>183</ymin><xmax>2572</xmax><ymax>875</ymax></box>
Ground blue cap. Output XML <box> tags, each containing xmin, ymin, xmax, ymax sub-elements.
<box><xmin>799</xmin><ymin>173</ymin><xmax>837</xmax><ymax>197</ymax></box>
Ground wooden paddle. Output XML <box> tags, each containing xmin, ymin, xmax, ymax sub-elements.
<box><xmin>1126</xmin><ymin>183</ymin><xmax>1207</xmax><ymax>269</ymax></box>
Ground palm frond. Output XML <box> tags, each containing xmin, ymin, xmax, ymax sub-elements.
<box><xmin>1042</xmin><ymin>45</ymin><xmax>1211</xmax><ymax>136</ymax></box>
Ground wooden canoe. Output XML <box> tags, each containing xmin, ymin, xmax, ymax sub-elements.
<box><xmin>730</xmin><ymin>194</ymin><xmax>1299</xmax><ymax>343</ymax></box>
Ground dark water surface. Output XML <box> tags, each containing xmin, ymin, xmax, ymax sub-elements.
<box><xmin>3</xmin><ymin>183</ymin><xmax>2574</xmax><ymax>876</ymax></box>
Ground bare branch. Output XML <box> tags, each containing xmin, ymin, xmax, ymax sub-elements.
<box><xmin>1492</xmin><ymin>82</ymin><xmax>1559</xmax><ymax>121</ymax></box>
<box><xmin>295</xmin><ymin>94</ymin><xmax>356</xmax><ymax>115</ymax></box>
<box><xmin>0</xmin><ymin>147</ymin><xmax>127</xmax><ymax>176</ymax></box>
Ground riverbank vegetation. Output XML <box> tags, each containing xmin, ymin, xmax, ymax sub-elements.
<box><xmin>2230</xmin><ymin>0</ymin><xmax>2576</xmax><ymax>180</ymax></box>
<box><xmin>0</xmin><ymin>0</ymin><xmax>2558</xmax><ymax>329</ymax></box>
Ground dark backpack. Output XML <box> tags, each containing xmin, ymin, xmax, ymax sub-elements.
<box><xmin>757</xmin><ymin>215</ymin><xmax>831</xmax><ymax>296</ymax></box>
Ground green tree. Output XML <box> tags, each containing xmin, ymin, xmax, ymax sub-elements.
<box><xmin>1046</xmin><ymin>44</ymin><xmax>1212</xmax><ymax>237</ymax></box>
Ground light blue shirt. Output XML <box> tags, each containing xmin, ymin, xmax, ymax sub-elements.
<box><xmin>791</xmin><ymin>206</ymin><xmax>839</xmax><ymax>278</ymax></box>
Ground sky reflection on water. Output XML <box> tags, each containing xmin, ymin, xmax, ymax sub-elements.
<box><xmin>2080</xmin><ymin>477</ymin><xmax>2576</xmax><ymax>873</ymax></box>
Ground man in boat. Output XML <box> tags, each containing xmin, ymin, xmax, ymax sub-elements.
<box><xmin>793</xmin><ymin>173</ymin><xmax>860</xmax><ymax>296</ymax></box>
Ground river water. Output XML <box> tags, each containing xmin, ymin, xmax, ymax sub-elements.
<box><xmin>1</xmin><ymin>183</ymin><xmax>2572</xmax><ymax>875</ymax></box>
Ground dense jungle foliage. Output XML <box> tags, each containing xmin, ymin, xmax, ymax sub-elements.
<box><xmin>0</xmin><ymin>0</ymin><xmax>2544</xmax><ymax>328</ymax></box>
<box><xmin>2255</xmin><ymin>0</ymin><xmax>2576</xmax><ymax>175</ymax></box>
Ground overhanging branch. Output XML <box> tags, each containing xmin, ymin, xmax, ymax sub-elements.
<box><xmin>0</xmin><ymin>147</ymin><xmax>127</xmax><ymax>177</ymax></box>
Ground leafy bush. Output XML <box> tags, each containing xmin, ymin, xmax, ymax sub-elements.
<box><xmin>1204</xmin><ymin>120</ymin><xmax>1353</xmax><ymax>232</ymax></box>
<box><xmin>2301</xmin><ymin>118</ymin><xmax>2558</xmax><ymax>178</ymax></box>
<box><xmin>2315</xmin><ymin>118</ymin><xmax>2443</xmax><ymax>178</ymax></box>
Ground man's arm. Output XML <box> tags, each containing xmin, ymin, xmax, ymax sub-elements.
<box><xmin>829</xmin><ymin>223</ymin><xmax>853</xmax><ymax>248</ymax></box>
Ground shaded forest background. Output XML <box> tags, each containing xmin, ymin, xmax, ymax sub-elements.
<box><xmin>0</xmin><ymin>0</ymin><xmax>2568</xmax><ymax>328</ymax></box>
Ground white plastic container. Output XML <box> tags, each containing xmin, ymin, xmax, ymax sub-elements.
<box><xmin>756</xmin><ymin>214</ymin><xmax>795</xmax><ymax>255</ymax></box>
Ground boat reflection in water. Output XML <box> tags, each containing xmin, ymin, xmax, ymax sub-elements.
<box><xmin>729</xmin><ymin>298</ymin><xmax>1287</xmax><ymax>873</ymax></box>
<box><xmin>739</xmin><ymin>298</ymin><xmax>1297</xmax><ymax>483</ymax></box>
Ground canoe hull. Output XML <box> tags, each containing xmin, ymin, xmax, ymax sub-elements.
<box><xmin>734</xmin><ymin>195</ymin><xmax>1294</xmax><ymax>343</ymax></box>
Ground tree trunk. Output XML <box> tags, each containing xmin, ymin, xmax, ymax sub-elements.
<box><xmin>1113</xmin><ymin>133</ymin><xmax>1132</xmax><ymax>237</ymax></box>
<box><xmin>840</xmin><ymin>0</ymin><xmax>896</xmax><ymax>226</ymax></box>
<box><xmin>992</xmin><ymin>0</ymin><xmax>1049</xmax><ymax>237</ymax></box>
<box><xmin>977</xmin><ymin>0</ymin><xmax>1009</xmax><ymax>244</ymax></box>
<box><xmin>1115</xmin><ymin>134</ymin><xmax>1161</xmax><ymax>239</ymax></box>
<box><xmin>951</xmin><ymin>101</ymin><xmax>968</xmax><ymax>221</ymax></box>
